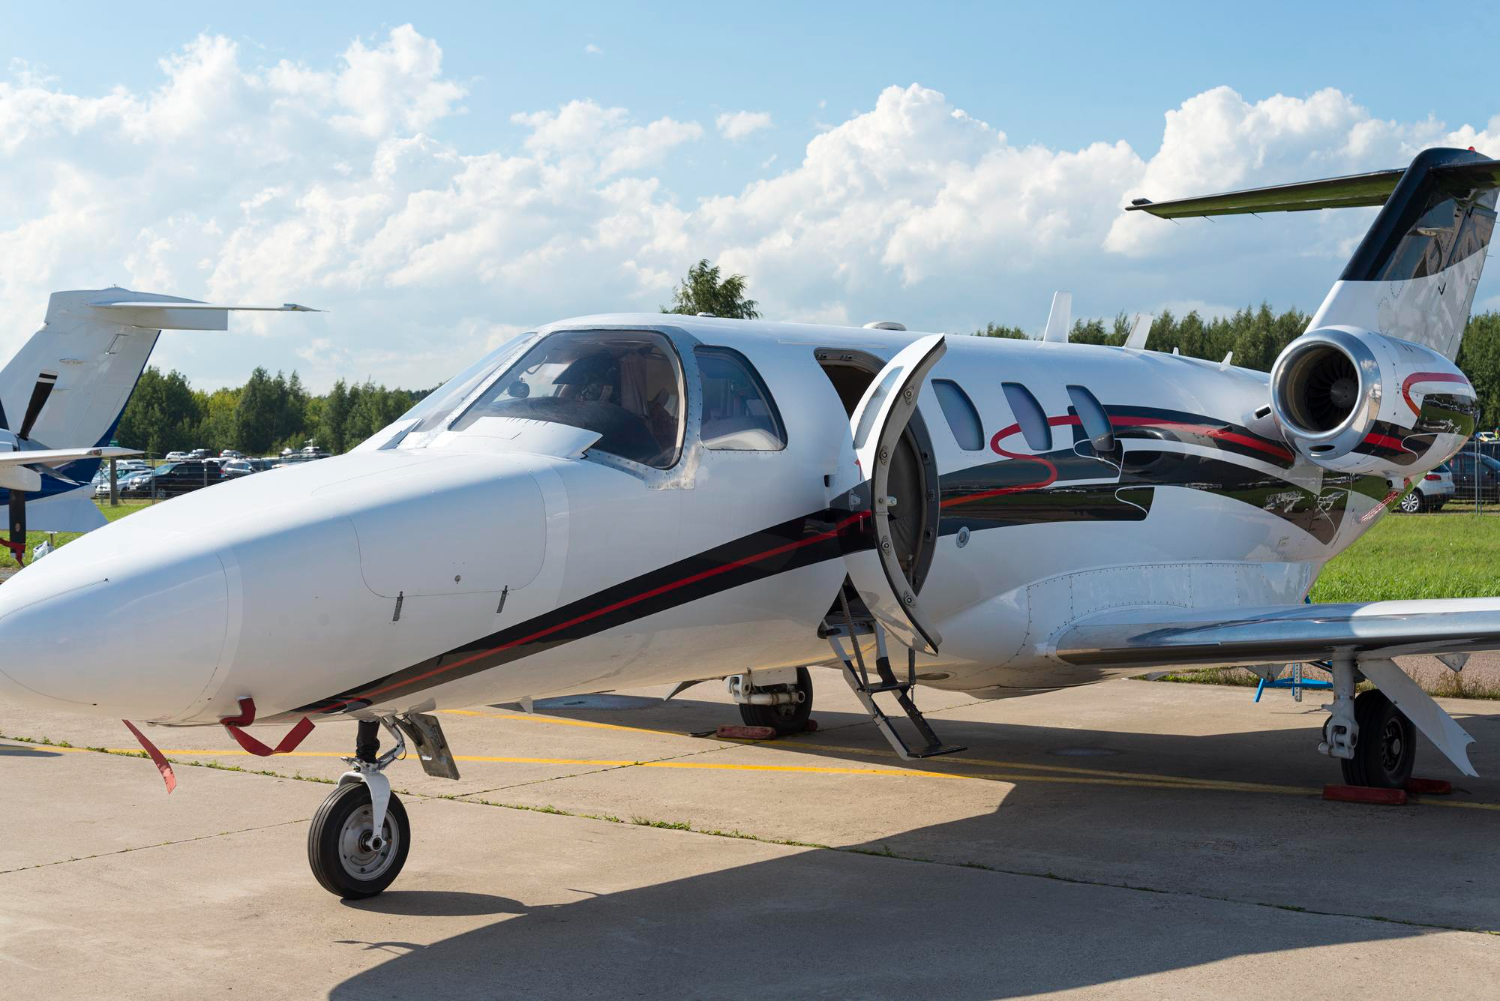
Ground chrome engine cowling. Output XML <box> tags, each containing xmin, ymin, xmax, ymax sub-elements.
<box><xmin>1269</xmin><ymin>325</ymin><xmax>1476</xmax><ymax>475</ymax></box>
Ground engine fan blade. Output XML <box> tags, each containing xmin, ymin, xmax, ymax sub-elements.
<box><xmin>17</xmin><ymin>372</ymin><xmax>57</xmax><ymax>440</ymax></box>
<box><xmin>6</xmin><ymin>488</ymin><xmax>25</xmax><ymax>566</ymax></box>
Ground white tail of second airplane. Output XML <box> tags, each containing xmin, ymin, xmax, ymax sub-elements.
<box><xmin>0</xmin><ymin>288</ymin><xmax>317</xmax><ymax>535</ymax></box>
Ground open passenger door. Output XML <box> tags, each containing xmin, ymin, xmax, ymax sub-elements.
<box><xmin>843</xmin><ymin>334</ymin><xmax>946</xmax><ymax>655</ymax></box>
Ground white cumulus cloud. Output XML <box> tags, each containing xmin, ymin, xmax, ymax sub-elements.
<box><xmin>716</xmin><ymin>110</ymin><xmax>772</xmax><ymax>140</ymax></box>
<box><xmin>1</xmin><ymin>32</ymin><xmax>1496</xmax><ymax>395</ymax></box>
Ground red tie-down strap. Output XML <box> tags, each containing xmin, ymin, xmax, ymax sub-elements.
<box><xmin>122</xmin><ymin>720</ymin><xmax>177</xmax><ymax>793</ymax></box>
<box><xmin>1</xmin><ymin>538</ymin><xmax>25</xmax><ymax>565</ymax></box>
<box><xmin>220</xmin><ymin>697</ymin><xmax>316</xmax><ymax>756</ymax></box>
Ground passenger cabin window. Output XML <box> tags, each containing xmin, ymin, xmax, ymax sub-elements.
<box><xmin>695</xmin><ymin>347</ymin><xmax>786</xmax><ymax>451</ymax></box>
<box><xmin>1001</xmin><ymin>383</ymin><xmax>1051</xmax><ymax>451</ymax></box>
<box><xmin>452</xmin><ymin>330</ymin><xmax>685</xmax><ymax>469</ymax></box>
<box><xmin>932</xmin><ymin>379</ymin><xmax>983</xmax><ymax>451</ymax></box>
<box><xmin>1066</xmin><ymin>385</ymin><xmax>1115</xmax><ymax>451</ymax></box>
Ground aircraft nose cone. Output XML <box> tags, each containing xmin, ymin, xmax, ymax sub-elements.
<box><xmin>0</xmin><ymin>547</ymin><xmax>229</xmax><ymax>720</ymax></box>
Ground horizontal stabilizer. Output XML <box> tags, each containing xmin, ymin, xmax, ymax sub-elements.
<box><xmin>1126</xmin><ymin>157</ymin><xmax>1500</xmax><ymax>220</ymax></box>
<box><xmin>0</xmin><ymin>445</ymin><xmax>141</xmax><ymax>469</ymax></box>
<box><xmin>90</xmin><ymin>300</ymin><xmax>320</xmax><ymax>330</ymax></box>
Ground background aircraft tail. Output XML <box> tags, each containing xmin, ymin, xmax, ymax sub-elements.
<box><xmin>1128</xmin><ymin>147</ymin><xmax>1500</xmax><ymax>360</ymax></box>
<box><xmin>1</xmin><ymin>288</ymin><xmax>316</xmax><ymax>535</ymax></box>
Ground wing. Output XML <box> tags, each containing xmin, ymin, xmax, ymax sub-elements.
<box><xmin>1051</xmin><ymin>598</ymin><xmax>1499</xmax><ymax>777</ymax></box>
<box><xmin>1052</xmin><ymin>598</ymin><xmax>1500</xmax><ymax>669</ymax></box>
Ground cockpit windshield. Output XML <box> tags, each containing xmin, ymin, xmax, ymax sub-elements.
<box><xmin>451</xmin><ymin>330</ymin><xmax>684</xmax><ymax>469</ymax></box>
<box><xmin>397</xmin><ymin>333</ymin><xmax>532</xmax><ymax>435</ymax></box>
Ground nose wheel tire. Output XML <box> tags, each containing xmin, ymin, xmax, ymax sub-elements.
<box><xmin>308</xmin><ymin>781</ymin><xmax>411</xmax><ymax>898</ymax></box>
<box><xmin>737</xmin><ymin>667</ymin><xmax>813</xmax><ymax>735</ymax></box>
<box><xmin>1339</xmin><ymin>689</ymin><xmax>1416</xmax><ymax>789</ymax></box>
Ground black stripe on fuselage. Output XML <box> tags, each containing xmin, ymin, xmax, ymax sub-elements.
<box><xmin>290</xmin><ymin>509</ymin><xmax>863</xmax><ymax>718</ymax></box>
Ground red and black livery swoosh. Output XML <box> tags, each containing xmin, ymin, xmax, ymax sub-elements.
<box><xmin>282</xmin><ymin>403</ymin><xmax>1385</xmax><ymax>718</ymax></box>
<box><xmin>290</xmin><ymin>508</ymin><xmax>870</xmax><ymax>718</ymax></box>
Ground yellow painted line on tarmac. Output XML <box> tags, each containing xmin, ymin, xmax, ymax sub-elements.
<box><xmin>432</xmin><ymin>708</ymin><xmax>1316</xmax><ymax>793</ymax></box>
<box><xmin>7</xmin><ymin>740</ymin><xmax>1500</xmax><ymax>807</ymax></box>
<box><xmin>440</xmin><ymin>708</ymin><xmax>687</xmax><ymax>736</ymax></box>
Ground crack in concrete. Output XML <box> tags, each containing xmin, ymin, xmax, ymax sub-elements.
<box><xmin>0</xmin><ymin>818</ymin><xmax>308</xmax><ymax>875</ymax></box>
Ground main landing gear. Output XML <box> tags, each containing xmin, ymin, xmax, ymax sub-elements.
<box><xmin>1317</xmin><ymin>657</ymin><xmax>1415</xmax><ymax>789</ymax></box>
<box><xmin>307</xmin><ymin>713</ymin><xmax>462</xmax><ymax>898</ymax></box>
<box><xmin>727</xmin><ymin>667</ymin><xmax>814</xmax><ymax>735</ymax></box>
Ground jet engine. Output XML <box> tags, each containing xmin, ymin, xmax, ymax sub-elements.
<box><xmin>1269</xmin><ymin>326</ymin><xmax>1477</xmax><ymax>475</ymax></box>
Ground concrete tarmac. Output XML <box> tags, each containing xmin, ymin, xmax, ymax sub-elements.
<box><xmin>3</xmin><ymin>670</ymin><xmax>1499</xmax><ymax>999</ymax></box>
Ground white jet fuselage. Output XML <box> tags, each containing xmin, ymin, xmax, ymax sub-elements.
<box><xmin>0</xmin><ymin>315</ymin><xmax>1443</xmax><ymax>726</ymax></box>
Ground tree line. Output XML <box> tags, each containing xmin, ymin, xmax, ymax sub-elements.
<box><xmin>978</xmin><ymin>305</ymin><xmax>1500</xmax><ymax>430</ymax></box>
<box><xmin>115</xmin><ymin>367</ymin><xmax>427</xmax><ymax>458</ymax></box>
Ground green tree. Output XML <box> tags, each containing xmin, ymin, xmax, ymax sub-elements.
<box><xmin>116</xmin><ymin>368</ymin><xmax>202</xmax><ymax>457</ymax></box>
<box><xmin>1457</xmin><ymin>313</ymin><xmax>1500</xmax><ymax>431</ymax></box>
<box><xmin>234</xmin><ymin>367</ymin><xmax>280</xmax><ymax>454</ymax></box>
<box><xmin>662</xmin><ymin>259</ymin><xmax>760</xmax><ymax>319</ymax></box>
<box><xmin>974</xmin><ymin>322</ymin><xmax>1027</xmax><ymax>339</ymax></box>
<box><xmin>318</xmin><ymin>379</ymin><xmax>351</xmax><ymax>454</ymax></box>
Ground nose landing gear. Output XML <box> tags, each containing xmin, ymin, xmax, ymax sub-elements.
<box><xmin>308</xmin><ymin>718</ymin><xmax>412</xmax><ymax>898</ymax></box>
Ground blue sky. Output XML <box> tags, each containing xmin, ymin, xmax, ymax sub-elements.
<box><xmin>3</xmin><ymin>2</ymin><xmax>1499</xmax><ymax>389</ymax></box>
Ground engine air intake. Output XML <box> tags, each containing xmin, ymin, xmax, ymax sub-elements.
<box><xmin>1278</xmin><ymin>342</ymin><xmax>1360</xmax><ymax>434</ymax></box>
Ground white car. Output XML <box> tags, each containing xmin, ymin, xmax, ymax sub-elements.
<box><xmin>164</xmin><ymin>451</ymin><xmax>189</xmax><ymax>462</ymax></box>
<box><xmin>1399</xmin><ymin>462</ymin><xmax>1455</xmax><ymax>513</ymax></box>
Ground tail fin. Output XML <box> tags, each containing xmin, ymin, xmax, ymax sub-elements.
<box><xmin>1</xmin><ymin>288</ymin><xmax>319</xmax><ymax>456</ymax></box>
<box><xmin>1127</xmin><ymin>147</ymin><xmax>1500</xmax><ymax>360</ymax></box>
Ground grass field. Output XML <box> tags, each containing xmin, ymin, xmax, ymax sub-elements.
<box><xmin>1310</xmin><ymin>509</ymin><xmax>1500</xmax><ymax>602</ymax></box>
<box><xmin>0</xmin><ymin>500</ymin><xmax>153</xmax><ymax>570</ymax></box>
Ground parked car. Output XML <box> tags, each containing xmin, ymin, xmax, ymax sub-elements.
<box><xmin>121</xmin><ymin>460</ymin><xmax>225</xmax><ymax>498</ymax></box>
<box><xmin>220</xmin><ymin>458</ymin><xmax>271</xmax><ymax>478</ymax></box>
<box><xmin>220</xmin><ymin>449</ymin><xmax>244</xmax><ymax>459</ymax></box>
<box><xmin>188</xmin><ymin>448</ymin><xmax>214</xmax><ymax>460</ymax></box>
<box><xmin>1398</xmin><ymin>462</ymin><xmax>1455</xmax><ymax>512</ymax></box>
<box><xmin>274</xmin><ymin>445</ymin><xmax>331</xmax><ymax>467</ymax></box>
<box><xmin>164</xmin><ymin>451</ymin><xmax>189</xmax><ymax>462</ymax></box>
<box><xmin>1446</xmin><ymin>452</ymin><xmax>1500</xmax><ymax>503</ymax></box>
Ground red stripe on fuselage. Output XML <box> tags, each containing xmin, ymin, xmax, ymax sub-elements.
<box><xmin>312</xmin><ymin>511</ymin><xmax>871</xmax><ymax>714</ymax></box>
<box><xmin>1106</xmin><ymin>415</ymin><xmax>1294</xmax><ymax>463</ymax></box>
<box><xmin>1400</xmin><ymin>370</ymin><xmax>1469</xmax><ymax>417</ymax></box>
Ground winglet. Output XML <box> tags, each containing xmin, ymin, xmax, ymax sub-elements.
<box><xmin>1124</xmin><ymin>313</ymin><xmax>1153</xmax><ymax>350</ymax></box>
<box><xmin>1042</xmin><ymin>291</ymin><xmax>1072</xmax><ymax>343</ymax></box>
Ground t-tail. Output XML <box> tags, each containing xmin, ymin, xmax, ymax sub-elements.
<box><xmin>1129</xmin><ymin>147</ymin><xmax>1499</xmax><ymax>478</ymax></box>
<box><xmin>0</xmin><ymin>289</ymin><xmax>317</xmax><ymax>536</ymax></box>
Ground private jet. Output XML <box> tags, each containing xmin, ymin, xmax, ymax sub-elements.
<box><xmin>1</xmin><ymin>147</ymin><xmax>1496</xmax><ymax>899</ymax></box>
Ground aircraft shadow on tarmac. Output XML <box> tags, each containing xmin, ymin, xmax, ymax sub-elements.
<box><xmin>330</xmin><ymin>695</ymin><xmax>1500</xmax><ymax>998</ymax></box>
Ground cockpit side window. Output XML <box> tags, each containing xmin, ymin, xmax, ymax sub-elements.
<box><xmin>695</xmin><ymin>347</ymin><xmax>786</xmax><ymax>451</ymax></box>
<box><xmin>452</xmin><ymin>330</ymin><xmax>685</xmax><ymax>469</ymax></box>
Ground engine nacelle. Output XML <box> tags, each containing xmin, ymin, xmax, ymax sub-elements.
<box><xmin>1269</xmin><ymin>325</ymin><xmax>1477</xmax><ymax>476</ymax></box>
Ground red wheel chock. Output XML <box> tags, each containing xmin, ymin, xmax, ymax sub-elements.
<box><xmin>713</xmin><ymin>725</ymin><xmax>777</xmax><ymax>740</ymax></box>
<box><xmin>1323</xmin><ymin>784</ymin><xmax>1407</xmax><ymax>805</ymax></box>
<box><xmin>1405</xmin><ymin>777</ymin><xmax>1452</xmax><ymax>795</ymax></box>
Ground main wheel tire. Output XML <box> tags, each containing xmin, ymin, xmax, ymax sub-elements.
<box><xmin>738</xmin><ymin>667</ymin><xmax>813</xmax><ymax>735</ymax></box>
<box><xmin>1399</xmin><ymin>491</ymin><xmax>1424</xmax><ymax>514</ymax></box>
<box><xmin>308</xmin><ymin>781</ymin><xmax>411</xmax><ymax>899</ymax></box>
<box><xmin>1339</xmin><ymin>689</ymin><xmax>1416</xmax><ymax>789</ymax></box>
